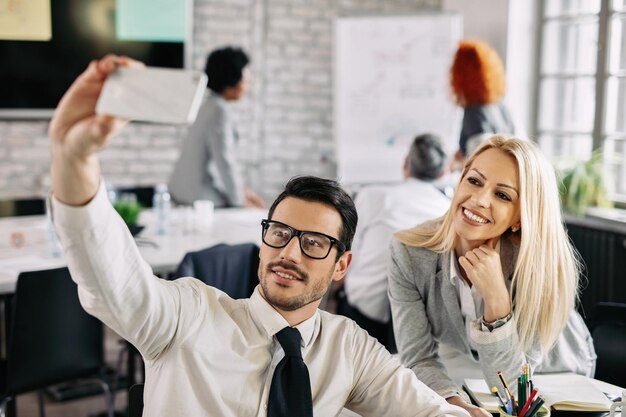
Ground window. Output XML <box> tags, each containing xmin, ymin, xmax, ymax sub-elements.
<box><xmin>536</xmin><ymin>0</ymin><xmax>626</xmax><ymax>203</ymax></box>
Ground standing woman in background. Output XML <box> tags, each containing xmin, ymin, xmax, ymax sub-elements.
<box><xmin>388</xmin><ymin>135</ymin><xmax>596</xmax><ymax>417</ymax></box>
<box><xmin>450</xmin><ymin>40</ymin><xmax>515</xmax><ymax>165</ymax></box>
<box><xmin>168</xmin><ymin>47</ymin><xmax>266</xmax><ymax>208</ymax></box>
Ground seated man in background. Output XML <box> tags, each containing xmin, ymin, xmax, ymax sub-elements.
<box><xmin>168</xmin><ymin>46</ymin><xmax>265</xmax><ymax>208</ymax></box>
<box><xmin>338</xmin><ymin>133</ymin><xmax>451</xmax><ymax>351</ymax></box>
<box><xmin>48</xmin><ymin>55</ymin><xmax>469</xmax><ymax>417</ymax></box>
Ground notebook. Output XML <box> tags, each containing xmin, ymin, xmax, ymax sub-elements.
<box><xmin>463</xmin><ymin>373</ymin><xmax>615</xmax><ymax>413</ymax></box>
<box><xmin>462</xmin><ymin>378</ymin><xmax>501</xmax><ymax>413</ymax></box>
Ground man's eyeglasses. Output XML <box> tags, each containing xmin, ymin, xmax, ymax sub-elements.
<box><xmin>261</xmin><ymin>219</ymin><xmax>346</xmax><ymax>260</ymax></box>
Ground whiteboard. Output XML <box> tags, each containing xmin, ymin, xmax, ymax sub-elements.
<box><xmin>334</xmin><ymin>14</ymin><xmax>462</xmax><ymax>184</ymax></box>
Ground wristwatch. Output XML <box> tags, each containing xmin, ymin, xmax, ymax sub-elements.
<box><xmin>481</xmin><ymin>312</ymin><xmax>512</xmax><ymax>332</ymax></box>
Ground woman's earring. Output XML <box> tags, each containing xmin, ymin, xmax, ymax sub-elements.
<box><xmin>511</xmin><ymin>225</ymin><xmax>520</xmax><ymax>233</ymax></box>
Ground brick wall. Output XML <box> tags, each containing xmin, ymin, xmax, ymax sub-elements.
<box><xmin>0</xmin><ymin>0</ymin><xmax>440</xmax><ymax>201</ymax></box>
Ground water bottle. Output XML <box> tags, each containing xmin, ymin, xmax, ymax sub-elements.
<box><xmin>153</xmin><ymin>184</ymin><xmax>171</xmax><ymax>235</ymax></box>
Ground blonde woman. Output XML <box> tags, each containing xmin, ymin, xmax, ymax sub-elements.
<box><xmin>388</xmin><ymin>135</ymin><xmax>596</xmax><ymax>417</ymax></box>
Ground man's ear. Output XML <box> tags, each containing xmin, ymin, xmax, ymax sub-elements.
<box><xmin>332</xmin><ymin>251</ymin><xmax>352</xmax><ymax>282</ymax></box>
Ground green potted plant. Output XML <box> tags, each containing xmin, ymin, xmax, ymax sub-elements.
<box><xmin>113</xmin><ymin>200</ymin><xmax>144</xmax><ymax>236</ymax></box>
<box><xmin>560</xmin><ymin>151</ymin><xmax>613</xmax><ymax>216</ymax></box>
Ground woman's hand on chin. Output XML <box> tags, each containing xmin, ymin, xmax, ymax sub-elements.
<box><xmin>458</xmin><ymin>237</ymin><xmax>511</xmax><ymax>321</ymax></box>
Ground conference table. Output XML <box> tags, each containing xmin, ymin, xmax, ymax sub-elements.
<box><xmin>0</xmin><ymin>206</ymin><xmax>266</xmax><ymax>294</ymax></box>
<box><xmin>0</xmin><ymin>206</ymin><xmax>265</xmax><ymax>415</ymax></box>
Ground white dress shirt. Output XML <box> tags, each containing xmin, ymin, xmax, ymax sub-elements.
<box><xmin>345</xmin><ymin>179</ymin><xmax>450</xmax><ymax>322</ymax></box>
<box><xmin>51</xmin><ymin>182</ymin><xmax>469</xmax><ymax>417</ymax></box>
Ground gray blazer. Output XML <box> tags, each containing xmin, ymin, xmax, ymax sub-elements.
<box><xmin>388</xmin><ymin>235</ymin><xmax>596</xmax><ymax>400</ymax></box>
<box><xmin>169</xmin><ymin>93</ymin><xmax>245</xmax><ymax>207</ymax></box>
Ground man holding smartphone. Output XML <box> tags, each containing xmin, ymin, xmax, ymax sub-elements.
<box><xmin>48</xmin><ymin>55</ymin><xmax>469</xmax><ymax>417</ymax></box>
<box><xmin>168</xmin><ymin>46</ymin><xmax>265</xmax><ymax>208</ymax></box>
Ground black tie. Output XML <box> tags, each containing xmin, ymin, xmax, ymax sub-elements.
<box><xmin>267</xmin><ymin>327</ymin><xmax>313</xmax><ymax>417</ymax></box>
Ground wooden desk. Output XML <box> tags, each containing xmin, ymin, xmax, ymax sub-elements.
<box><xmin>0</xmin><ymin>207</ymin><xmax>265</xmax><ymax>294</ymax></box>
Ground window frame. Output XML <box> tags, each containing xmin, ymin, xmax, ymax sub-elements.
<box><xmin>534</xmin><ymin>0</ymin><xmax>626</xmax><ymax>205</ymax></box>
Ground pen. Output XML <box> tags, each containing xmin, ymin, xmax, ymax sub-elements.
<box><xmin>519</xmin><ymin>375</ymin><xmax>526</xmax><ymax>411</ymax></box>
<box><xmin>491</xmin><ymin>386</ymin><xmax>506</xmax><ymax>409</ymax></box>
<box><xmin>498</xmin><ymin>371</ymin><xmax>515</xmax><ymax>400</ymax></box>
<box><xmin>498</xmin><ymin>371</ymin><xmax>517</xmax><ymax>414</ymax></box>
<box><xmin>525</xmin><ymin>397</ymin><xmax>545</xmax><ymax>417</ymax></box>
<box><xmin>506</xmin><ymin>398</ymin><xmax>514</xmax><ymax>415</ymax></box>
<box><xmin>519</xmin><ymin>388</ymin><xmax>538</xmax><ymax>417</ymax></box>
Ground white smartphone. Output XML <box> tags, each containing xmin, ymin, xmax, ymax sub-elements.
<box><xmin>96</xmin><ymin>67</ymin><xmax>207</xmax><ymax>124</ymax></box>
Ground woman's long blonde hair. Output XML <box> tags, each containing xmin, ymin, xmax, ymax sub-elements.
<box><xmin>396</xmin><ymin>135</ymin><xmax>581</xmax><ymax>353</ymax></box>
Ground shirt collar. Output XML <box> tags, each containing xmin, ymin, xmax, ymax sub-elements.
<box><xmin>248</xmin><ymin>286</ymin><xmax>319</xmax><ymax>348</ymax></box>
<box><xmin>449</xmin><ymin>240</ymin><xmax>501</xmax><ymax>286</ymax></box>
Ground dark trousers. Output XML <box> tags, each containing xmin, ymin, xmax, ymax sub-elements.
<box><xmin>335</xmin><ymin>288</ymin><xmax>397</xmax><ymax>353</ymax></box>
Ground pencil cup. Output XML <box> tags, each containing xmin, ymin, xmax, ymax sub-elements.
<box><xmin>498</xmin><ymin>405</ymin><xmax>550</xmax><ymax>417</ymax></box>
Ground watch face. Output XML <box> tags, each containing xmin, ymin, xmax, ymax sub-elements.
<box><xmin>482</xmin><ymin>313</ymin><xmax>512</xmax><ymax>332</ymax></box>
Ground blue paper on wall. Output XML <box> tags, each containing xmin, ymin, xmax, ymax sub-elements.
<box><xmin>116</xmin><ymin>0</ymin><xmax>185</xmax><ymax>42</ymax></box>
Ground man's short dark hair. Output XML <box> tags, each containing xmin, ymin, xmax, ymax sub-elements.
<box><xmin>205</xmin><ymin>47</ymin><xmax>250</xmax><ymax>93</ymax></box>
<box><xmin>407</xmin><ymin>133</ymin><xmax>447</xmax><ymax>181</ymax></box>
<box><xmin>267</xmin><ymin>176</ymin><xmax>358</xmax><ymax>255</ymax></box>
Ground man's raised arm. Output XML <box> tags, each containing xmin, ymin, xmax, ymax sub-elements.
<box><xmin>49</xmin><ymin>55</ymin><xmax>140</xmax><ymax>205</ymax></box>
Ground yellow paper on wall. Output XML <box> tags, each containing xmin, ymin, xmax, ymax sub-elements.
<box><xmin>0</xmin><ymin>0</ymin><xmax>52</xmax><ymax>41</ymax></box>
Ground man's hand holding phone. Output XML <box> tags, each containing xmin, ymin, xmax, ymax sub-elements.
<box><xmin>49</xmin><ymin>55</ymin><xmax>141</xmax><ymax>206</ymax></box>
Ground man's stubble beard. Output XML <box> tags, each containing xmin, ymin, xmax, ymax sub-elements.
<box><xmin>258</xmin><ymin>260</ymin><xmax>334</xmax><ymax>311</ymax></box>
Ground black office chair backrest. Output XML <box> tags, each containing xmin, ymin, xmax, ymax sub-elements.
<box><xmin>128</xmin><ymin>384</ymin><xmax>144</xmax><ymax>417</ymax></box>
<box><xmin>3</xmin><ymin>267</ymin><xmax>104</xmax><ymax>395</ymax></box>
<box><xmin>587</xmin><ymin>302</ymin><xmax>626</xmax><ymax>386</ymax></box>
<box><xmin>0</xmin><ymin>198</ymin><xmax>46</xmax><ymax>217</ymax></box>
<box><xmin>174</xmin><ymin>243</ymin><xmax>259</xmax><ymax>299</ymax></box>
<box><xmin>115</xmin><ymin>186</ymin><xmax>155</xmax><ymax>208</ymax></box>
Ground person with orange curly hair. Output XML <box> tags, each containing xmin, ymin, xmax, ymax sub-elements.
<box><xmin>450</xmin><ymin>40</ymin><xmax>515</xmax><ymax>161</ymax></box>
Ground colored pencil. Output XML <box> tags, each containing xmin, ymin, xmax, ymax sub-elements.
<box><xmin>525</xmin><ymin>397</ymin><xmax>545</xmax><ymax>417</ymax></box>
<box><xmin>519</xmin><ymin>388</ymin><xmax>539</xmax><ymax>417</ymax></box>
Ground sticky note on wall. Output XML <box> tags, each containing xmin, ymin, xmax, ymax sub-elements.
<box><xmin>0</xmin><ymin>0</ymin><xmax>52</xmax><ymax>41</ymax></box>
<box><xmin>116</xmin><ymin>0</ymin><xmax>185</xmax><ymax>42</ymax></box>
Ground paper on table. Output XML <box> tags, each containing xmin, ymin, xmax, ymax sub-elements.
<box><xmin>533</xmin><ymin>373</ymin><xmax>613</xmax><ymax>411</ymax></box>
<box><xmin>464</xmin><ymin>373</ymin><xmax>616</xmax><ymax>413</ymax></box>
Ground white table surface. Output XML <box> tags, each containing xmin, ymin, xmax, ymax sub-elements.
<box><xmin>0</xmin><ymin>207</ymin><xmax>265</xmax><ymax>294</ymax></box>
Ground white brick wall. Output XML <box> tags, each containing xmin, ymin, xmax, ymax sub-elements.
<box><xmin>0</xmin><ymin>0</ymin><xmax>441</xmax><ymax>201</ymax></box>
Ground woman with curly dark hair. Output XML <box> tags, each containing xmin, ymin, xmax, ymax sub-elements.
<box><xmin>450</xmin><ymin>40</ymin><xmax>515</xmax><ymax>162</ymax></box>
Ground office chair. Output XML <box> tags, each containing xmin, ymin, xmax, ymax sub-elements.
<box><xmin>587</xmin><ymin>302</ymin><xmax>626</xmax><ymax>386</ymax></box>
<box><xmin>0</xmin><ymin>198</ymin><xmax>46</xmax><ymax>217</ymax></box>
<box><xmin>128</xmin><ymin>384</ymin><xmax>144</xmax><ymax>417</ymax></box>
<box><xmin>174</xmin><ymin>243</ymin><xmax>260</xmax><ymax>299</ymax></box>
<box><xmin>0</xmin><ymin>267</ymin><xmax>115</xmax><ymax>417</ymax></box>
